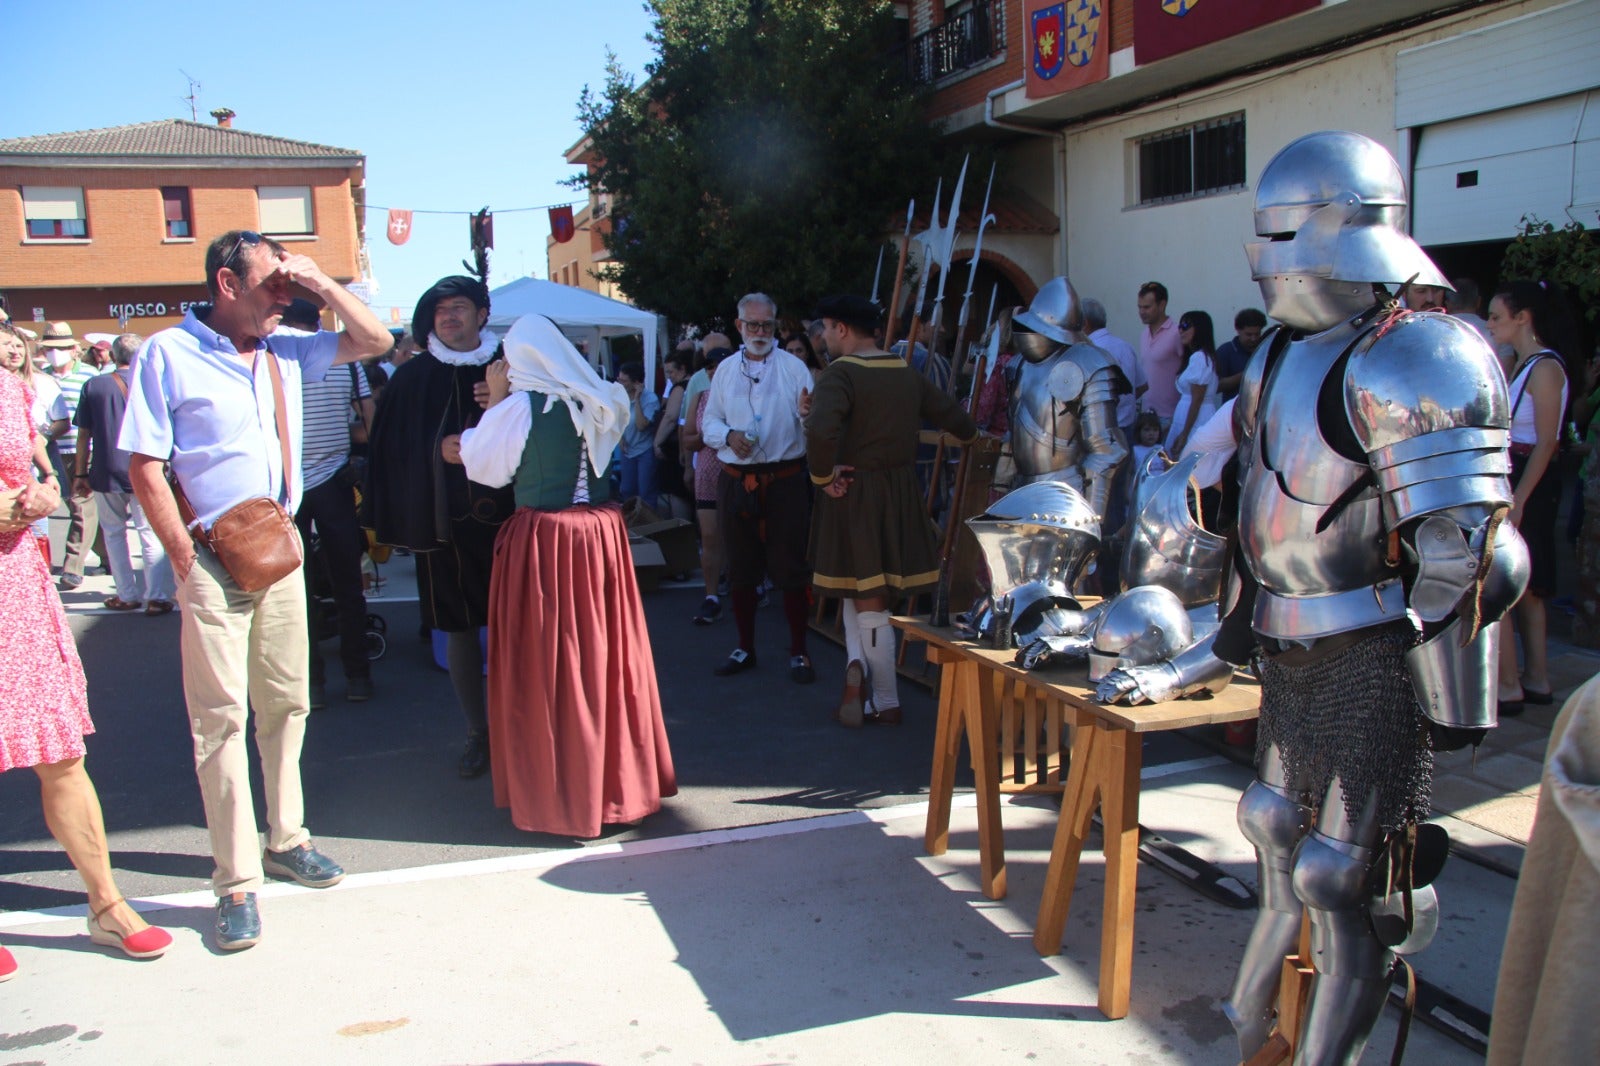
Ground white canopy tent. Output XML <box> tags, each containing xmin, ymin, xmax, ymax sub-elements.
<box><xmin>486</xmin><ymin>277</ymin><xmax>664</xmax><ymax>383</ymax></box>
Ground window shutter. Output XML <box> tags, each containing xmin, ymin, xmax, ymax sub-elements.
<box><xmin>258</xmin><ymin>186</ymin><xmax>314</xmax><ymax>234</ymax></box>
<box><xmin>22</xmin><ymin>186</ymin><xmax>85</xmax><ymax>221</ymax></box>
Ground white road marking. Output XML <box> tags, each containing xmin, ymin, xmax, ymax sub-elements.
<box><xmin>0</xmin><ymin>756</ymin><xmax>1232</xmax><ymax>929</ymax></box>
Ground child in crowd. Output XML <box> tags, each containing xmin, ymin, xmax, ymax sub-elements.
<box><xmin>1126</xmin><ymin>411</ymin><xmax>1166</xmax><ymax>507</ymax></box>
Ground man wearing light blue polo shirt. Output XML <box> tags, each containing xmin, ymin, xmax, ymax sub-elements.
<box><xmin>121</xmin><ymin>229</ymin><xmax>391</xmax><ymax>950</ymax></box>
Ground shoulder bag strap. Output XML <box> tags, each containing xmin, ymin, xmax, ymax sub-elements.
<box><xmin>263</xmin><ymin>347</ymin><xmax>293</xmax><ymax>505</ymax></box>
<box><xmin>1509</xmin><ymin>352</ymin><xmax>1558</xmax><ymax>424</ymax></box>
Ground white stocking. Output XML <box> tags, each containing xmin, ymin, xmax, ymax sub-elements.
<box><xmin>858</xmin><ymin>609</ymin><xmax>898</xmax><ymax>710</ymax></box>
<box><xmin>842</xmin><ymin>598</ymin><xmax>863</xmax><ymax>665</ymax></box>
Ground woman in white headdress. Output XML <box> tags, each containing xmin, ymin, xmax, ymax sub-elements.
<box><xmin>459</xmin><ymin>315</ymin><xmax>676</xmax><ymax>837</ymax></box>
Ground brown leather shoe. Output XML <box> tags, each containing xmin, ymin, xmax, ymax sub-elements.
<box><xmin>836</xmin><ymin>660</ymin><xmax>866</xmax><ymax>728</ymax></box>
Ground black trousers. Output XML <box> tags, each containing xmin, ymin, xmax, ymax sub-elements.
<box><xmin>296</xmin><ymin>475</ymin><xmax>370</xmax><ymax>682</ymax></box>
<box><xmin>715</xmin><ymin>462</ymin><xmax>812</xmax><ymax>591</ymax></box>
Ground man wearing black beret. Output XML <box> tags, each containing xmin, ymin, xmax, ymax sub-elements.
<box><xmin>364</xmin><ymin>276</ymin><xmax>514</xmax><ymax>777</ymax></box>
<box><xmin>807</xmin><ymin>294</ymin><xmax>977</xmax><ymax>726</ymax></box>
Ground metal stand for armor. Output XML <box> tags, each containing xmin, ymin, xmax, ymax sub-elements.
<box><xmin>1241</xmin><ymin>916</ymin><xmax>1314</xmax><ymax>1066</ymax></box>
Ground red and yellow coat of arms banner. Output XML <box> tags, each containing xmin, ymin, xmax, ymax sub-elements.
<box><xmin>1026</xmin><ymin>0</ymin><xmax>1109</xmax><ymax>99</ymax></box>
<box><xmin>1134</xmin><ymin>0</ymin><xmax>1318</xmax><ymax>66</ymax></box>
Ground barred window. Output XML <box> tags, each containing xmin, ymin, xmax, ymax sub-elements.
<box><xmin>1137</xmin><ymin>114</ymin><xmax>1246</xmax><ymax>206</ymax></box>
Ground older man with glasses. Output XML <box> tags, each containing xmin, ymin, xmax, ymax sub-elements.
<box><xmin>121</xmin><ymin>229</ymin><xmax>391</xmax><ymax>951</ymax></box>
<box><xmin>700</xmin><ymin>292</ymin><xmax>817</xmax><ymax>683</ymax></box>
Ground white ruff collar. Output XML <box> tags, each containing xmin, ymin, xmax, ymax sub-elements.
<box><xmin>429</xmin><ymin>329</ymin><xmax>499</xmax><ymax>366</ymax></box>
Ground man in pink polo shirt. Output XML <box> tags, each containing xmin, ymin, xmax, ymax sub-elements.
<box><xmin>1136</xmin><ymin>281</ymin><xmax>1182</xmax><ymax>432</ymax></box>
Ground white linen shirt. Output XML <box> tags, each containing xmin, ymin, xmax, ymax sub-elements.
<box><xmin>1181</xmin><ymin>397</ymin><xmax>1238</xmax><ymax>489</ymax></box>
<box><xmin>1090</xmin><ymin>327</ymin><xmax>1144</xmax><ymax>429</ymax></box>
<box><xmin>120</xmin><ymin>309</ymin><xmax>338</xmax><ymax>529</ymax></box>
<box><xmin>701</xmin><ymin>347</ymin><xmax>811</xmax><ymax>466</ymax></box>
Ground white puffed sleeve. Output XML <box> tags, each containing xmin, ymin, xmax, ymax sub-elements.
<box><xmin>459</xmin><ymin>391</ymin><xmax>533</xmax><ymax>488</ymax></box>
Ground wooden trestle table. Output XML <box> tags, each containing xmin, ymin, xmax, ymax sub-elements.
<box><xmin>893</xmin><ymin>615</ymin><xmax>1262</xmax><ymax>1020</ymax></box>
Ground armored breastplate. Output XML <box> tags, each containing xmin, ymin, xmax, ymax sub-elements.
<box><xmin>1010</xmin><ymin>350</ymin><xmax>1084</xmax><ymax>481</ymax></box>
<box><xmin>1240</xmin><ymin>322</ymin><xmax>1402</xmax><ymax>640</ymax></box>
<box><xmin>1121</xmin><ymin>451</ymin><xmax>1227</xmax><ymax>606</ymax></box>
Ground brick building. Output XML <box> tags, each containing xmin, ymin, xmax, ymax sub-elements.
<box><xmin>906</xmin><ymin>0</ymin><xmax>1599</xmax><ymax>336</ymax></box>
<box><xmin>0</xmin><ymin>111</ymin><xmax>366</xmax><ymax>337</ymax></box>
<box><xmin>546</xmin><ymin>134</ymin><xmax>627</xmax><ymax>302</ymax></box>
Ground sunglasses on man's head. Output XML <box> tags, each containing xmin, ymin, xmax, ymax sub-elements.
<box><xmin>222</xmin><ymin>230</ymin><xmax>263</xmax><ymax>274</ymax></box>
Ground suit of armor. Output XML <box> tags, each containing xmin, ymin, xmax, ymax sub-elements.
<box><xmin>1004</xmin><ymin>276</ymin><xmax>1129</xmax><ymax>518</ymax></box>
<box><xmin>1097</xmin><ymin>131</ymin><xmax>1529</xmax><ymax>1065</ymax></box>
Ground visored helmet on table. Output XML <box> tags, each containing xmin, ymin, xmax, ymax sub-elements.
<box><xmin>966</xmin><ymin>480</ymin><xmax>1101</xmax><ymax>643</ymax></box>
<box><xmin>1087</xmin><ymin>585</ymin><xmax>1194</xmax><ymax>681</ymax></box>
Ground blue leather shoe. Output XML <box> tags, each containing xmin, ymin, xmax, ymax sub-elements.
<box><xmin>263</xmin><ymin>842</ymin><xmax>345</xmax><ymax>888</ymax></box>
<box><xmin>215</xmin><ymin>892</ymin><xmax>260</xmax><ymax>951</ymax></box>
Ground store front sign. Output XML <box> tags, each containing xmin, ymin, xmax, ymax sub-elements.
<box><xmin>107</xmin><ymin>298</ymin><xmax>207</xmax><ymax>319</ymax></box>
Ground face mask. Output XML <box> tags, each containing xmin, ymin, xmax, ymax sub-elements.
<box><xmin>51</xmin><ymin>348</ymin><xmax>76</xmax><ymax>369</ymax></box>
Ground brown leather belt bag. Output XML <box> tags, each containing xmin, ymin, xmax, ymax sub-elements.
<box><xmin>172</xmin><ymin>347</ymin><xmax>303</xmax><ymax>593</ymax></box>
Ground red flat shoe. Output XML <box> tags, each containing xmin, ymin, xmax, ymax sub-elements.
<box><xmin>0</xmin><ymin>943</ymin><xmax>17</xmax><ymax>981</ymax></box>
<box><xmin>87</xmin><ymin>898</ymin><xmax>172</xmax><ymax>960</ymax></box>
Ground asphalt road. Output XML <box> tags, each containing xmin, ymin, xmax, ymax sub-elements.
<box><xmin>1</xmin><ymin>555</ymin><xmax>1204</xmax><ymax>914</ymax></box>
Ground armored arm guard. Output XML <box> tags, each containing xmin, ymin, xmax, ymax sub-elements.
<box><xmin>1345</xmin><ymin>313</ymin><xmax>1531</xmax><ymax>731</ymax></box>
<box><xmin>1094</xmin><ymin>631</ymin><xmax>1236</xmax><ymax>704</ymax></box>
<box><xmin>1077</xmin><ymin>361</ymin><xmax>1128</xmax><ymax>518</ymax></box>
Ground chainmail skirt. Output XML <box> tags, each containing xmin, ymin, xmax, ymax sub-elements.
<box><xmin>1256</xmin><ymin>623</ymin><xmax>1432</xmax><ymax>833</ymax></box>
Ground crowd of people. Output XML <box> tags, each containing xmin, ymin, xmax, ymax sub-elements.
<box><xmin>1</xmin><ymin>212</ymin><xmax>1590</xmax><ymax>999</ymax></box>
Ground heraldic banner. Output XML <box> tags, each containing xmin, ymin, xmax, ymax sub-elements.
<box><xmin>549</xmin><ymin>204</ymin><xmax>575</xmax><ymax>244</ymax></box>
<box><xmin>1134</xmin><ymin>0</ymin><xmax>1319</xmax><ymax>66</ymax></box>
<box><xmin>1025</xmin><ymin>0</ymin><xmax>1109</xmax><ymax>99</ymax></box>
<box><xmin>386</xmin><ymin>208</ymin><xmax>413</xmax><ymax>246</ymax></box>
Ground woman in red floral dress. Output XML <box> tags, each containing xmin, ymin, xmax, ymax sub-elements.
<box><xmin>0</xmin><ymin>322</ymin><xmax>171</xmax><ymax>980</ymax></box>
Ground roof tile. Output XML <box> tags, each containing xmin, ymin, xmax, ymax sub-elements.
<box><xmin>0</xmin><ymin>119</ymin><xmax>361</xmax><ymax>161</ymax></box>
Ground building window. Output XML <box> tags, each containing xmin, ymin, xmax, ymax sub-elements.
<box><xmin>161</xmin><ymin>186</ymin><xmax>192</xmax><ymax>238</ymax></box>
<box><xmin>258</xmin><ymin>185</ymin><xmax>314</xmax><ymax>235</ymax></box>
<box><xmin>1136</xmin><ymin>114</ymin><xmax>1247</xmax><ymax>206</ymax></box>
<box><xmin>22</xmin><ymin>185</ymin><xmax>87</xmax><ymax>239</ymax></box>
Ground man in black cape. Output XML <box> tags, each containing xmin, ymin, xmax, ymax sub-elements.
<box><xmin>365</xmin><ymin>275</ymin><xmax>513</xmax><ymax>777</ymax></box>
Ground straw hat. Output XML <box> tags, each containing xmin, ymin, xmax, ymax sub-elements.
<box><xmin>40</xmin><ymin>321</ymin><xmax>79</xmax><ymax>349</ymax></box>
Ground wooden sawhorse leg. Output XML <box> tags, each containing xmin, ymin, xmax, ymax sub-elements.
<box><xmin>921</xmin><ymin>648</ymin><xmax>1006</xmax><ymax>900</ymax></box>
<box><xmin>961</xmin><ymin>654</ymin><xmax>1005</xmax><ymax>900</ymax></box>
<box><xmin>923</xmin><ymin>647</ymin><xmax>964</xmax><ymax>857</ymax></box>
<box><xmin>1032</xmin><ymin>714</ymin><xmax>1144</xmax><ymax>1019</ymax></box>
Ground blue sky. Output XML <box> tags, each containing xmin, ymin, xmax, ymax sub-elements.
<box><xmin>4</xmin><ymin>0</ymin><xmax>657</xmax><ymax>320</ymax></box>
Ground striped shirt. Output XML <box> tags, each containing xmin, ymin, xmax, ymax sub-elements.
<box><xmin>48</xmin><ymin>364</ymin><xmax>102</xmax><ymax>455</ymax></box>
<box><xmin>301</xmin><ymin>361</ymin><xmax>370</xmax><ymax>491</ymax></box>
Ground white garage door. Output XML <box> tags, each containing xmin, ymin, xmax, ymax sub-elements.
<box><xmin>1411</xmin><ymin>90</ymin><xmax>1600</xmax><ymax>246</ymax></box>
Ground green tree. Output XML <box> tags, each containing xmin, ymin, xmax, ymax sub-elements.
<box><xmin>575</xmin><ymin>0</ymin><xmax>938</xmax><ymax>327</ymax></box>
<box><xmin>1500</xmin><ymin>214</ymin><xmax>1599</xmax><ymax>333</ymax></box>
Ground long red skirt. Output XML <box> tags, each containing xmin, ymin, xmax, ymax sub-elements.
<box><xmin>487</xmin><ymin>503</ymin><xmax>677</xmax><ymax>837</ymax></box>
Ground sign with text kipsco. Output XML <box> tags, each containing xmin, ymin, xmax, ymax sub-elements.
<box><xmin>107</xmin><ymin>298</ymin><xmax>208</xmax><ymax>319</ymax></box>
